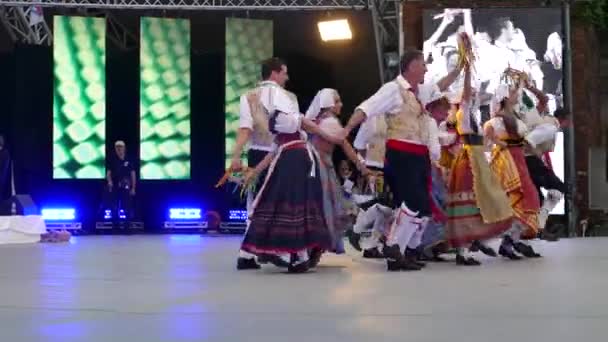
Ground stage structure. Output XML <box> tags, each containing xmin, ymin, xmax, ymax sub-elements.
<box><xmin>0</xmin><ymin>5</ymin><xmax>51</xmax><ymax>45</ymax></box>
<box><xmin>0</xmin><ymin>0</ymin><xmax>398</xmax><ymax>86</ymax></box>
<box><xmin>0</xmin><ymin>0</ymin><xmax>368</xmax><ymax>10</ymax></box>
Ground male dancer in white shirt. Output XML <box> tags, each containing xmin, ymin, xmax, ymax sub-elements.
<box><xmin>339</xmin><ymin>50</ymin><xmax>462</xmax><ymax>271</ymax></box>
<box><xmin>229</xmin><ymin>57</ymin><xmax>299</xmax><ymax>270</ymax></box>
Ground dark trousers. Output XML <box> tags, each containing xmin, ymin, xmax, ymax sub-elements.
<box><xmin>384</xmin><ymin>147</ymin><xmax>432</xmax><ymax>217</ymax></box>
<box><xmin>525</xmin><ymin>155</ymin><xmax>566</xmax><ymax>203</ymax></box>
<box><xmin>104</xmin><ymin>186</ymin><xmax>134</xmax><ymax>226</ymax></box>
<box><xmin>247</xmin><ymin>149</ymin><xmax>269</xmax><ymax>197</ymax></box>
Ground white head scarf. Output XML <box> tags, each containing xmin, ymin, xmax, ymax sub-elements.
<box><xmin>490</xmin><ymin>83</ymin><xmax>511</xmax><ymax>116</ymax></box>
<box><xmin>305</xmin><ymin>88</ymin><xmax>338</xmax><ymax>120</ymax></box>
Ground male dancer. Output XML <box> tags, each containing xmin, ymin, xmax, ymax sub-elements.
<box><xmin>229</xmin><ymin>57</ymin><xmax>298</xmax><ymax>270</ymax></box>
<box><xmin>349</xmin><ymin>114</ymin><xmax>392</xmax><ymax>258</ymax></box>
<box><xmin>514</xmin><ymin>77</ymin><xmax>567</xmax><ymax>239</ymax></box>
<box><xmin>340</xmin><ymin>49</ymin><xmax>462</xmax><ymax>271</ymax></box>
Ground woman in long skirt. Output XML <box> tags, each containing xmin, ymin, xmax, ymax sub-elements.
<box><xmin>445</xmin><ymin>65</ymin><xmax>514</xmax><ymax>265</ymax></box>
<box><xmin>305</xmin><ymin>88</ymin><xmax>370</xmax><ymax>266</ymax></box>
<box><xmin>241</xmin><ymin>91</ymin><xmax>343</xmax><ymax>273</ymax></box>
<box><xmin>484</xmin><ymin>83</ymin><xmax>542</xmax><ymax>259</ymax></box>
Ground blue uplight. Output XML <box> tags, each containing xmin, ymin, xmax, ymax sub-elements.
<box><xmin>169</xmin><ymin>208</ymin><xmax>201</xmax><ymax>220</ymax></box>
<box><xmin>103</xmin><ymin>209</ymin><xmax>126</xmax><ymax>220</ymax></box>
<box><xmin>41</xmin><ymin>208</ymin><xmax>76</xmax><ymax>221</ymax></box>
<box><xmin>228</xmin><ymin>209</ymin><xmax>247</xmax><ymax>221</ymax></box>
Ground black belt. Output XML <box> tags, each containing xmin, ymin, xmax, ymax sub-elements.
<box><xmin>460</xmin><ymin>134</ymin><xmax>483</xmax><ymax>145</ymax></box>
<box><xmin>504</xmin><ymin>139</ymin><xmax>524</xmax><ymax>146</ymax></box>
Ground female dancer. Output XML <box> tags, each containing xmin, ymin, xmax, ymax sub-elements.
<box><xmin>304</xmin><ymin>88</ymin><xmax>370</xmax><ymax>265</ymax></box>
<box><xmin>484</xmin><ymin>82</ymin><xmax>542</xmax><ymax>258</ymax></box>
<box><xmin>241</xmin><ymin>90</ymin><xmax>343</xmax><ymax>273</ymax></box>
<box><xmin>445</xmin><ymin>64</ymin><xmax>514</xmax><ymax>265</ymax></box>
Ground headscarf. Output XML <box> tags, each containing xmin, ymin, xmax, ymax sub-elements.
<box><xmin>305</xmin><ymin>88</ymin><xmax>338</xmax><ymax>120</ymax></box>
<box><xmin>491</xmin><ymin>83</ymin><xmax>520</xmax><ymax>137</ymax></box>
<box><xmin>490</xmin><ymin>83</ymin><xmax>511</xmax><ymax>116</ymax></box>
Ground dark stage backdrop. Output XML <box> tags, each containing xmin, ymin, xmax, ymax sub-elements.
<box><xmin>0</xmin><ymin>10</ymin><xmax>379</xmax><ymax>230</ymax></box>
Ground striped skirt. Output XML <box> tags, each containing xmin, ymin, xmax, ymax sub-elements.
<box><xmin>446</xmin><ymin>145</ymin><xmax>513</xmax><ymax>247</ymax></box>
<box><xmin>242</xmin><ymin>141</ymin><xmax>332</xmax><ymax>255</ymax></box>
<box><xmin>490</xmin><ymin>145</ymin><xmax>541</xmax><ymax>239</ymax></box>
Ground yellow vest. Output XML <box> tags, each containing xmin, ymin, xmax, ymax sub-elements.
<box><xmin>385</xmin><ymin>86</ymin><xmax>431</xmax><ymax>144</ymax></box>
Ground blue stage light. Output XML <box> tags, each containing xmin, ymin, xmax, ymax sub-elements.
<box><xmin>104</xmin><ymin>209</ymin><xmax>126</xmax><ymax>220</ymax></box>
<box><xmin>169</xmin><ymin>208</ymin><xmax>201</xmax><ymax>220</ymax></box>
<box><xmin>228</xmin><ymin>209</ymin><xmax>247</xmax><ymax>221</ymax></box>
<box><xmin>41</xmin><ymin>208</ymin><xmax>76</xmax><ymax>221</ymax></box>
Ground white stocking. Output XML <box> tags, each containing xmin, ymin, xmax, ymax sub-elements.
<box><xmin>539</xmin><ymin>190</ymin><xmax>563</xmax><ymax>229</ymax></box>
<box><xmin>386</xmin><ymin>203</ymin><xmax>421</xmax><ymax>254</ymax></box>
<box><xmin>407</xmin><ymin>217</ymin><xmax>430</xmax><ymax>249</ymax></box>
<box><xmin>353</xmin><ymin>206</ymin><xmax>378</xmax><ymax>234</ymax></box>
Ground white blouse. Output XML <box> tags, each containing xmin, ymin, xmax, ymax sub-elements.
<box><xmin>484</xmin><ymin>116</ymin><xmax>528</xmax><ymax>140</ymax></box>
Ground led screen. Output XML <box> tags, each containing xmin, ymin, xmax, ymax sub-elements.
<box><xmin>423</xmin><ymin>8</ymin><xmax>564</xmax><ymax>214</ymax></box>
<box><xmin>140</xmin><ymin>17</ymin><xmax>191</xmax><ymax>179</ymax></box>
<box><xmin>53</xmin><ymin>16</ymin><xmax>106</xmax><ymax>179</ymax></box>
<box><xmin>224</xmin><ymin>18</ymin><xmax>273</xmax><ymax>168</ymax></box>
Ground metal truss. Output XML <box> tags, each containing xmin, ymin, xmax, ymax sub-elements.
<box><xmin>370</xmin><ymin>0</ymin><xmax>401</xmax><ymax>84</ymax></box>
<box><xmin>0</xmin><ymin>0</ymin><xmax>369</xmax><ymax>10</ymax></box>
<box><xmin>73</xmin><ymin>8</ymin><xmax>137</xmax><ymax>50</ymax></box>
<box><xmin>0</xmin><ymin>6</ymin><xmax>52</xmax><ymax>45</ymax></box>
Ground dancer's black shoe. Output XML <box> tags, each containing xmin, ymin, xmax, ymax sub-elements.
<box><xmin>405</xmin><ymin>247</ymin><xmax>426</xmax><ymax>268</ymax></box>
<box><xmin>455</xmin><ymin>254</ymin><xmax>481</xmax><ymax>266</ymax></box>
<box><xmin>470</xmin><ymin>240</ymin><xmax>497</xmax><ymax>257</ymax></box>
<box><xmin>363</xmin><ymin>248</ymin><xmax>384</xmax><ymax>259</ymax></box>
<box><xmin>287</xmin><ymin>262</ymin><xmax>310</xmax><ymax>273</ymax></box>
<box><xmin>346</xmin><ymin>229</ymin><xmax>362</xmax><ymax>251</ymax></box>
<box><xmin>236</xmin><ymin>257</ymin><xmax>261</xmax><ymax>270</ymax></box>
<box><xmin>513</xmin><ymin>242</ymin><xmax>542</xmax><ymax>258</ymax></box>
<box><xmin>383</xmin><ymin>245</ymin><xmax>420</xmax><ymax>271</ymax></box>
<box><xmin>308</xmin><ymin>248</ymin><xmax>323</xmax><ymax>268</ymax></box>
<box><xmin>498</xmin><ymin>238</ymin><xmax>523</xmax><ymax>260</ymax></box>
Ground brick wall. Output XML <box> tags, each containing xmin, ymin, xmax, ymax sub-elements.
<box><xmin>402</xmin><ymin>0</ymin><xmax>603</xmax><ymax>233</ymax></box>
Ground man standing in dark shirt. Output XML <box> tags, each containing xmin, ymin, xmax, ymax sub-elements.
<box><xmin>106</xmin><ymin>141</ymin><xmax>137</xmax><ymax>227</ymax></box>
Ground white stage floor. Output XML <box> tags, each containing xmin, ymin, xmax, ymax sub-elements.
<box><xmin>1</xmin><ymin>235</ymin><xmax>608</xmax><ymax>341</ymax></box>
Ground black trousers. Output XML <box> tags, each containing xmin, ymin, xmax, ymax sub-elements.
<box><xmin>384</xmin><ymin>147</ymin><xmax>431</xmax><ymax>217</ymax></box>
<box><xmin>247</xmin><ymin>149</ymin><xmax>269</xmax><ymax>197</ymax></box>
<box><xmin>104</xmin><ymin>186</ymin><xmax>134</xmax><ymax>224</ymax></box>
<box><xmin>525</xmin><ymin>155</ymin><xmax>566</xmax><ymax>204</ymax></box>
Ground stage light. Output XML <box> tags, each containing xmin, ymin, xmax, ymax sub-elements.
<box><xmin>317</xmin><ymin>19</ymin><xmax>352</xmax><ymax>42</ymax></box>
<box><xmin>220</xmin><ymin>208</ymin><xmax>247</xmax><ymax>233</ymax></box>
<box><xmin>41</xmin><ymin>208</ymin><xmax>76</xmax><ymax>221</ymax></box>
<box><xmin>228</xmin><ymin>209</ymin><xmax>247</xmax><ymax>222</ymax></box>
<box><xmin>169</xmin><ymin>208</ymin><xmax>201</xmax><ymax>220</ymax></box>
<box><xmin>42</xmin><ymin>207</ymin><xmax>82</xmax><ymax>231</ymax></box>
<box><xmin>103</xmin><ymin>209</ymin><xmax>126</xmax><ymax>220</ymax></box>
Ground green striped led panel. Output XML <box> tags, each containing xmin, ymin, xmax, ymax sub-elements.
<box><xmin>224</xmin><ymin>18</ymin><xmax>273</xmax><ymax>169</ymax></box>
<box><xmin>53</xmin><ymin>16</ymin><xmax>106</xmax><ymax>179</ymax></box>
<box><xmin>140</xmin><ymin>17</ymin><xmax>191</xmax><ymax>180</ymax></box>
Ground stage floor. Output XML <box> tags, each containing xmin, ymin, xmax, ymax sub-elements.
<box><xmin>1</xmin><ymin>235</ymin><xmax>607</xmax><ymax>341</ymax></box>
